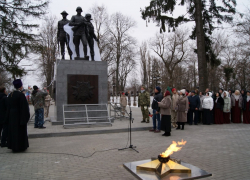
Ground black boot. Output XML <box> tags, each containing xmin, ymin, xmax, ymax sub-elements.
<box><xmin>162</xmin><ymin>132</ymin><xmax>170</xmax><ymax>136</ymax></box>
<box><xmin>91</xmin><ymin>55</ymin><xmax>95</xmax><ymax>61</ymax></box>
<box><xmin>62</xmin><ymin>54</ymin><xmax>65</xmax><ymax>60</ymax></box>
<box><xmin>176</xmin><ymin>122</ymin><xmax>180</xmax><ymax>130</ymax></box>
<box><xmin>181</xmin><ymin>122</ymin><xmax>185</xmax><ymax>130</ymax></box>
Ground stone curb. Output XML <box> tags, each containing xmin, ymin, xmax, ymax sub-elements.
<box><xmin>28</xmin><ymin>127</ymin><xmax>151</xmax><ymax>139</ymax></box>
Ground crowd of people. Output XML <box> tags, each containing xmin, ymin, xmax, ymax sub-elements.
<box><xmin>137</xmin><ymin>86</ymin><xmax>250</xmax><ymax>137</ymax></box>
<box><xmin>0</xmin><ymin>79</ymin><xmax>50</xmax><ymax>152</ymax></box>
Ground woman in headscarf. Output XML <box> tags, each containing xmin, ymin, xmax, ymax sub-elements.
<box><xmin>158</xmin><ymin>90</ymin><xmax>172</xmax><ymax>136</ymax></box>
<box><xmin>222</xmin><ymin>91</ymin><xmax>231</xmax><ymax>124</ymax></box>
<box><xmin>241</xmin><ymin>89</ymin><xmax>246</xmax><ymax>99</ymax></box>
<box><xmin>213</xmin><ymin>92</ymin><xmax>224</xmax><ymax>124</ymax></box>
<box><xmin>231</xmin><ymin>90</ymin><xmax>243</xmax><ymax>123</ymax></box>
<box><xmin>242</xmin><ymin>91</ymin><xmax>250</xmax><ymax>124</ymax></box>
<box><xmin>176</xmin><ymin>89</ymin><xmax>189</xmax><ymax>130</ymax></box>
<box><xmin>6</xmin><ymin>79</ymin><xmax>30</xmax><ymax>152</ymax></box>
<box><xmin>202</xmin><ymin>92</ymin><xmax>214</xmax><ymax>125</ymax></box>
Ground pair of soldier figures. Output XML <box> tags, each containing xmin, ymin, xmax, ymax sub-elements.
<box><xmin>57</xmin><ymin>7</ymin><xmax>99</xmax><ymax>61</ymax></box>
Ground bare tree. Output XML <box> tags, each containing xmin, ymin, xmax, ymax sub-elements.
<box><xmin>105</xmin><ymin>12</ymin><xmax>137</xmax><ymax>93</ymax></box>
<box><xmin>35</xmin><ymin>16</ymin><xmax>59</xmax><ymax>96</ymax></box>
<box><xmin>149</xmin><ymin>29</ymin><xmax>190</xmax><ymax>87</ymax></box>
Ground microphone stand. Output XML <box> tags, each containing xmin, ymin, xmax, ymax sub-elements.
<box><xmin>119</xmin><ymin>106</ymin><xmax>139</xmax><ymax>153</ymax></box>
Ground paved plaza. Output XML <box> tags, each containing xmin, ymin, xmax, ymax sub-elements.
<box><xmin>0</xmin><ymin>106</ymin><xmax>250</xmax><ymax>180</ymax></box>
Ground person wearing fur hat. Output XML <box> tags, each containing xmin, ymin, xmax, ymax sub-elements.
<box><xmin>176</xmin><ymin>89</ymin><xmax>189</xmax><ymax>130</ymax></box>
<box><xmin>222</xmin><ymin>91</ymin><xmax>231</xmax><ymax>124</ymax></box>
<box><xmin>149</xmin><ymin>86</ymin><xmax>163</xmax><ymax>133</ymax></box>
<box><xmin>242</xmin><ymin>91</ymin><xmax>250</xmax><ymax>124</ymax></box>
<box><xmin>158</xmin><ymin>90</ymin><xmax>172</xmax><ymax>136</ymax></box>
<box><xmin>202</xmin><ymin>92</ymin><xmax>214</xmax><ymax>125</ymax></box>
<box><xmin>171</xmin><ymin>88</ymin><xmax>179</xmax><ymax>128</ymax></box>
<box><xmin>213</xmin><ymin>92</ymin><xmax>224</xmax><ymax>124</ymax></box>
<box><xmin>31</xmin><ymin>85</ymin><xmax>48</xmax><ymax>129</ymax></box>
<box><xmin>231</xmin><ymin>90</ymin><xmax>243</xmax><ymax>123</ymax></box>
<box><xmin>5</xmin><ymin>79</ymin><xmax>30</xmax><ymax>152</ymax></box>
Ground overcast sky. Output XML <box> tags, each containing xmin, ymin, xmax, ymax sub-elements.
<box><xmin>20</xmin><ymin>0</ymin><xmax>249</xmax><ymax>90</ymax></box>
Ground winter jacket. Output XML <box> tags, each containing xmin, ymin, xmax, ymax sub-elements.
<box><xmin>138</xmin><ymin>91</ymin><xmax>150</xmax><ymax>107</ymax></box>
<box><xmin>176</xmin><ymin>95</ymin><xmax>189</xmax><ymax>112</ymax></box>
<box><xmin>242</xmin><ymin>95</ymin><xmax>250</xmax><ymax>111</ymax></box>
<box><xmin>202</xmin><ymin>92</ymin><xmax>214</xmax><ymax>110</ymax></box>
<box><xmin>171</xmin><ymin>93</ymin><xmax>179</xmax><ymax>110</ymax></box>
<box><xmin>222</xmin><ymin>91</ymin><xmax>231</xmax><ymax>113</ymax></box>
<box><xmin>120</xmin><ymin>95</ymin><xmax>127</xmax><ymax>106</ymax></box>
<box><xmin>31</xmin><ymin>90</ymin><xmax>48</xmax><ymax>110</ymax></box>
<box><xmin>214</xmin><ymin>96</ymin><xmax>224</xmax><ymax>110</ymax></box>
<box><xmin>158</xmin><ymin>95</ymin><xmax>172</xmax><ymax>115</ymax></box>
<box><xmin>151</xmin><ymin>92</ymin><xmax>163</xmax><ymax>112</ymax></box>
<box><xmin>0</xmin><ymin>93</ymin><xmax>8</xmax><ymax>124</ymax></box>
<box><xmin>188</xmin><ymin>95</ymin><xmax>200</xmax><ymax>110</ymax></box>
<box><xmin>231</xmin><ymin>93</ymin><xmax>243</xmax><ymax>108</ymax></box>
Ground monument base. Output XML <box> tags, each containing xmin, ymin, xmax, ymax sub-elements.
<box><xmin>55</xmin><ymin>59</ymin><xmax>108</xmax><ymax>123</ymax></box>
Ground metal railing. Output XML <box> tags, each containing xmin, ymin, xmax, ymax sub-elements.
<box><xmin>63</xmin><ymin>104</ymin><xmax>112</xmax><ymax>127</ymax></box>
<box><xmin>109</xmin><ymin>102</ymin><xmax>133</xmax><ymax>121</ymax></box>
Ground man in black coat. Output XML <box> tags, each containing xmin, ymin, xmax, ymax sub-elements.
<box><xmin>188</xmin><ymin>91</ymin><xmax>201</xmax><ymax>125</ymax></box>
<box><xmin>6</xmin><ymin>79</ymin><xmax>30</xmax><ymax>152</ymax></box>
<box><xmin>150</xmin><ymin>86</ymin><xmax>163</xmax><ymax>132</ymax></box>
<box><xmin>0</xmin><ymin>87</ymin><xmax>8</xmax><ymax>147</ymax></box>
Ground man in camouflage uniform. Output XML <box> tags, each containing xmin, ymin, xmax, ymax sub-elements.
<box><xmin>138</xmin><ymin>86</ymin><xmax>150</xmax><ymax>123</ymax></box>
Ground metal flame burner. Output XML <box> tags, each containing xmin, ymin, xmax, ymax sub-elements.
<box><xmin>158</xmin><ymin>155</ymin><xmax>170</xmax><ymax>163</ymax></box>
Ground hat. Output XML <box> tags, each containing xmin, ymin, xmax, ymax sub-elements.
<box><xmin>191</xmin><ymin>90</ymin><xmax>195</xmax><ymax>93</ymax></box>
<box><xmin>76</xmin><ymin>6</ymin><xmax>83</xmax><ymax>12</ymax></box>
<box><xmin>33</xmin><ymin>85</ymin><xmax>38</xmax><ymax>90</ymax></box>
<box><xmin>164</xmin><ymin>91</ymin><xmax>171</xmax><ymax>97</ymax></box>
<box><xmin>85</xmin><ymin>13</ymin><xmax>93</xmax><ymax>20</ymax></box>
<box><xmin>13</xmin><ymin>79</ymin><xmax>23</xmax><ymax>89</ymax></box>
<box><xmin>155</xmin><ymin>86</ymin><xmax>161</xmax><ymax>93</ymax></box>
<box><xmin>172</xmin><ymin>88</ymin><xmax>176</xmax><ymax>92</ymax></box>
<box><xmin>180</xmin><ymin>89</ymin><xmax>186</xmax><ymax>95</ymax></box>
<box><xmin>61</xmin><ymin>11</ymin><xmax>68</xmax><ymax>15</ymax></box>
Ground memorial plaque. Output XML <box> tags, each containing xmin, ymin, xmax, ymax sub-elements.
<box><xmin>67</xmin><ymin>75</ymin><xmax>98</xmax><ymax>104</ymax></box>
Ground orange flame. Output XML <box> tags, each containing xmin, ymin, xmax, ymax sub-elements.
<box><xmin>160</xmin><ymin>139</ymin><xmax>187</xmax><ymax>157</ymax></box>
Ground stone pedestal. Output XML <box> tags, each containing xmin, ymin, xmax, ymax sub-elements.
<box><xmin>55</xmin><ymin>59</ymin><xmax>108</xmax><ymax>122</ymax></box>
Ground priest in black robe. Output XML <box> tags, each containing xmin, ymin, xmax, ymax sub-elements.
<box><xmin>6</xmin><ymin>79</ymin><xmax>30</xmax><ymax>152</ymax></box>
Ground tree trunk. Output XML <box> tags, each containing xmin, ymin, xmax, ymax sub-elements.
<box><xmin>195</xmin><ymin>0</ymin><xmax>208</xmax><ymax>92</ymax></box>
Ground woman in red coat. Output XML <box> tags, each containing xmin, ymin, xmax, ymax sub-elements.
<box><xmin>231</xmin><ymin>90</ymin><xmax>243</xmax><ymax>123</ymax></box>
<box><xmin>242</xmin><ymin>91</ymin><xmax>250</xmax><ymax>124</ymax></box>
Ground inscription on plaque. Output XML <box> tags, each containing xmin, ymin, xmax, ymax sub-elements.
<box><xmin>67</xmin><ymin>75</ymin><xmax>98</xmax><ymax>104</ymax></box>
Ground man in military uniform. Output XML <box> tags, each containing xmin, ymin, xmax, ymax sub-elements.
<box><xmin>85</xmin><ymin>14</ymin><xmax>99</xmax><ymax>61</ymax></box>
<box><xmin>57</xmin><ymin>11</ymin><xmax>72</xmax><ymax>60</ymax></box>
<box><xmin>138</xmin><ymin>86</ymin><xmax>150</xmax><ymax>123</ymax></box>
<box><xmin>69</xmin><ymin>7</ymin><xmax>88</xmax><ymax>59</ymax></box>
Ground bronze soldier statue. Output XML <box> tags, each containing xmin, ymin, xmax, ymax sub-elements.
<box><xmin>57</xmin><ymin>11</ymin><xmax>72</xmax><ymax>60</ymax></box>
<box><xmin>85</xmin><ymin>14</ymin><xmax>99</xmax><ymax>61</ymax></box>
<box><xmin>69</xmin><ymin>7</ymin><xmax>88</xmax><ymax>60</ymax></box>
